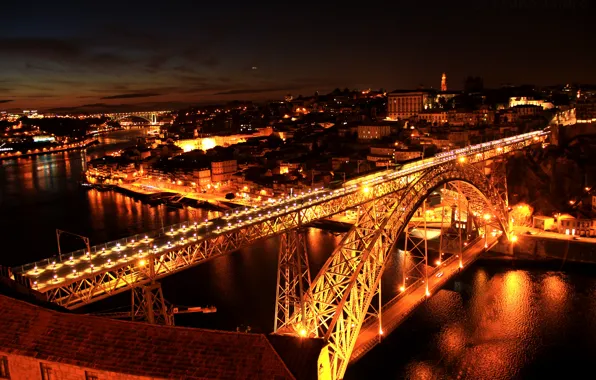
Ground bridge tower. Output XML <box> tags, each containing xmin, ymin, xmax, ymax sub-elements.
<box><xmin>438</xmin><ymin>185</ymin><xmax>464</xmax><ymax>264</ymax></box>
<box><xmin>485</xmin><ymin>157</ymin><xmax>511</xmax><ymax>234</ymax></box>
<box><xmin>131</xmin><ymin>257</ymin><xmax>173</xmax><ymax>326</ymax></box>
<box><xmin>274</xmin><ymin>229</ymin><xmax>311</xmax><ymax>333</ymax></box>
<box><xmin>401</xmin><ymin>199</ymin><xmax>430</xmax><ymax>294</ymax></box>
<box><xmin>131</xmin><ymin>281</ymin><xmax>173</xmax><ymax>326</ymax></box>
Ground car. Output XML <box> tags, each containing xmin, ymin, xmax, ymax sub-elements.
<box><xmin>436</xmin><ymin>272</ymin><xmax>443</xmax><ymax>278</ymax></box>
<box><xmin>573</xmin><ymin>236</ymin><xmax>581</xmax><ymax>240</ymax></box>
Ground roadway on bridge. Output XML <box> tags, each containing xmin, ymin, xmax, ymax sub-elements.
<box><xmin>350</xmin><ymin>233</ymin><xmax>500</xmax><ymax>363</ymax></box>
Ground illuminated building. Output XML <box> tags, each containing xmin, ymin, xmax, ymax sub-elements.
<box><xmin>387</xmin><ymin>90</ymin><xmax>432</xmax><ymax>120</ymax></box>
<box><xmin>357</xmin><ymin>124</ymin><xmax>391</xmax><ymax>140</ymax></box>
<box><xmin>508</xmin><ymin>97</ymin><xmax>554</xmax><ymax>110</ymax></box>
<box><xmin>441</xmin><ymin>73</ymin><xmax>447</xmax><ymax>92</ymax></box>
<box><xmin>211</xmin><ymin>160</ymin><xmax>237</xmax><ymax>183</ymax></box>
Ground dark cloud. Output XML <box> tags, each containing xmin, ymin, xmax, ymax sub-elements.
<box><xmin>202</xmin><ymin>57</ymin><xmax>220</xmax><ymax>68</ymax></box>
<box><xmin>213</xmin><ymin>86</ymin><xmax>304</xmax><ymax>95</ymax></box>
<box><xmin>0</xmin><ymin>99</ymin><xmax>13</xmax><ymax>104</ymax></box>
<box><xmin>81</xmin><ymin>103</ymin><xmax>109</xmax><ymax>107</ymax></box>
<box><xmin>101</xmin><ymin>93</ymin><xmax>161</xmax><ymax>100</ymax></box>
<box><xmin>0</xmin><ymin>38</ymin><xmax>82</xmax><ymax>58</ymax></box>
<box><xmin>22</xmin><ymin>95</ymin><xmax>56</xmax><ymax>98</ymax></box>
<box><xmin>180</xmin><ymin>49</ymin><xmax>221</xmax><ymax>68</ymax></box>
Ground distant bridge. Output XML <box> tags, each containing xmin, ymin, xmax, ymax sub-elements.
<box><xmin>105</xmin><ymin>111</ymin><xmax>169</xmax><ymax>124</ymax></box>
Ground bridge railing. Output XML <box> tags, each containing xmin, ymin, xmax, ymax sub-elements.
<box><xmin>16</xmin><ymin>221</ymin><xmax>194</xmax><ymax>275</ymax></box>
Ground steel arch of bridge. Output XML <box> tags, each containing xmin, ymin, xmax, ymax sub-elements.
<box><xmin>109</xmin><ymin>113</ymin><xmax>157</xmax><ymax>123</ymax></box>
<box><xmin>278</xmin><ymin>160</ymin><xmax>508</xmax><ymax>380</ymax></box>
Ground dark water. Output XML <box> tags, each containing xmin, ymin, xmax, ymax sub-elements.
<box><xmin>1</xmin><ymin>129</ymin><xmax>596</xmax><ymax>379</ymax></box>
<box><xmin>347</xmin><ymin>264</ymin><xmax>596</xmax><ymax>379</ymax></box>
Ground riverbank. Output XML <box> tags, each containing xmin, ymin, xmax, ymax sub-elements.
<box><xmin>110</xmin><ymin>183</ymin><xmax>237</xmax><ymax>211</ymax></box>
<box><xmin>0</xmin><ymin>138</ymin><xmax>98</xmax><ymax>161</ymax></box>
<box><xmin>487</xmin><ymin>232</ymin><xmax>596</xmax><ymax>265</ymax></box>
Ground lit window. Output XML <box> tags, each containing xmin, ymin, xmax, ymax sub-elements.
<box><xmin>0</xmin><ymin>356</ymin><xmax>9</xmax><ymax>379</ymax></box>
<box><xmin>40</xmin><ymin>363</ymin><xmax>54</xmax><ymax>380</ymax></box>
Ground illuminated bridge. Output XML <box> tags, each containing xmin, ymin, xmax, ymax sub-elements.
<box><xmin>105</xmin><ymin>110</ymin><xmax>169</xmax><ymax>124</ymax></box>
<box><xmin>10</xmin><ymin>129</ymin><xmax>549</xmax><ymax>380</ymax></box>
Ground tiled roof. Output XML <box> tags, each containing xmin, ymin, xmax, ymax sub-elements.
<box><xmin>0</xmin><ymin>294</ymin><xmax>295</xmax><ymax>380</ymax></box>
<box><xmin>266</xmin><ymin>334</ymin><xmax>326</xmax><ymax>380</ymax></box>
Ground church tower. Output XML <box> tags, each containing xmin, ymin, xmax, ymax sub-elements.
<box><xmin>441</xmin><ymin>73</ymin><xmax>447</xmax><ymax>92</ymax></box>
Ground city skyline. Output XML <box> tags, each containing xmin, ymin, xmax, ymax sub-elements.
<box><xmin>1</xmin><ymin>0</ymin><xmax>593</xmax><ymax>112</ymax></box>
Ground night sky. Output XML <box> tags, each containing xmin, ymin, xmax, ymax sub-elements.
<box><xmin>1</xmin><ymin>0</ymin><xmax>593</xmax><ymax>112</ymax></box>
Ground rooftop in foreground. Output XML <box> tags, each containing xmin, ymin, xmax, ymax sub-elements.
<box><xmin>0</xmin><ymin>293</ymin><xmax>324</xmax><ymax>379</ymax></box>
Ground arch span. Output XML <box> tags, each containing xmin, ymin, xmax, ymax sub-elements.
<box><xmin>398</xmin><ymin>161</ymin><xmax>509</xmax><ymax>237</ymax></box>
<box><xmin>111</xmin><ymin>114</ymin><xmax>154</xmax><ymax>123</ymax></box>
<box><xmin>286</xmin><ymin>161</ymin><xmax>510</xmax><ymax>380</ymax></box>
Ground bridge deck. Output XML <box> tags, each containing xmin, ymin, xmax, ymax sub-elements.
<box><xmin>350</xmin><ymin>234</ymin><xmax>500</xmax><ymax>363</ymax></box>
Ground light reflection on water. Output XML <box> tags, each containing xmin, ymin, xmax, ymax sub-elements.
<box><xmin>347</xmin><ymin>267</ymin><xmax>596</xmax><ymax>380</ymax></box>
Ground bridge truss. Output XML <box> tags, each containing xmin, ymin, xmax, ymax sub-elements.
<box><xmin>106</xmin><ymin>111</ymin><xmax>168</xmax><ymax>124</ymax></box>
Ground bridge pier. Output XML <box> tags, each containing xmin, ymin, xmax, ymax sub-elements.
<box><xmin>401</xmin><ymin>199</ymin><xmax>430</xmax><ymax>295</ymax></box>
<box><xmin>131</xmin><ymin>256</ymin><xmax>173</xmax><ymax>326</ymax></box>
<box><xmin>274</xmin><ymin>229</ymin><xmax>311</xmax><ymax>334</ymax></box>
<box><xmin>131</xmin><ymin>281</ymin><xmax>173</xmax><ymax>326</ymax></box>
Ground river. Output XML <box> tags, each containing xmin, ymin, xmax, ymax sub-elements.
<box><xmin>1</xmin><ymin>128</ymin><xmax>595</xmax><ymax>379</ymax></box>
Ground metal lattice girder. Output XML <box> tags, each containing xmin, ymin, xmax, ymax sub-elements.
<box><xmin>274</xmin><ymin>229</ymin><xmax>311</xmax><ymax>332</ymax></box>
<box><xmin>402</xmin><ymin>199</ymin><xmax>429</xmax><ymax>289</ymax></box>
<box><xmin>487</xmin><ymin>156</ymin><xmax>509</xmax><ymax>207</ymax></box>
<box><xmin>29</xmin><ymin>132</ymin><xmax>546</xmax><ymax>309</ymax></box>
<box><xmin>131</xmin><ymin>281</ymin><xmax>173</xmax><ymax>326</ymax></box>
<box><xmin>438</xmin><ymin>183</ymin><xmax>465</xmax><ymax>257</ymax></box>
<box><xmin>284</xmin><ymin>161</ymin><xmax>510</xmax><ymax>380</ymax></box>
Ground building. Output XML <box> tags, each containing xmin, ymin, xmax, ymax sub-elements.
<box><xmin>557</xmin><ymin>214</ymin><xmax>596</xmax><ymax>236</ymax></box>
<box><xmin>441</xmin><ymin>73</ymin><xmax>447</xmax><ymax>92</ymax></box>
<box><xmin>192</xmin><ymin>169</ymin><xmax>212</xmax><ymax>187</ymax></box>
<box><xmin>448</xmin><ymin>131</ymin><xmax>470</xmax><ymax>148</ymax></box>
<box><xmin>533</xmin><ymin>215</ymin><xmax>555</xmax><ymax>231</ymax></box>
<box><xmin>358</xmin><ymin>124</ymin><xmax>391</xmax><ymax>140</ymax></box>
<box><xmin>211</xmin><ymin>160</ymin><xmax>237</xmax><ymax>183</ymax></box>
<box><xmin>331</xmin><ymin>157</ymin><xmax>350</xmax><ymax>170</ymax></box>
<box><xmin>393</xmin><ymin>149</ymin><xmax>422</xmax><ymax>162</ymax></box>
<box><xmin>509</xmin><ymin>97</ymin><xmax>554</xmax><ymax>110</ymax></box>
<box><xmin>0</xmin><ymin>293</ymin><xmax>327</xmax><ymax>380</ymax></box>
<box><xmin>418</xmin><ymin>111</ymin><xmax>448</xmax><ymax>125</ymax></box>
<box><xmin>387</xmin><ymin>90</ymin><xmax>432</xmax><ymax>120</ymax></box>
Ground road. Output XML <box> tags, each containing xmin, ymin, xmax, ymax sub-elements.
<box><xmin>350</xmin><ymin>233</ymin><xmax>500</xmax><ymax>363</ymax></box>
<box><xmin>514</xmin><ymin>226</ymin><xmax>596</xmax><ymax>244</ymax></box>
<box><xmin>118</xmin><ymin>182</ymin><xmax>254</xmax><ymax>207</ymax></box>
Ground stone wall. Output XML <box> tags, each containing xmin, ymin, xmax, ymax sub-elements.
<box><xmin>489</xmin><ymin>235</ymin><xmax>596</xmax><ymax>264</ymax></box>
<box><xmin>1</xmin><ymin>352</ymin><xmax>153</xmax><ymax>380</ymax></box>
